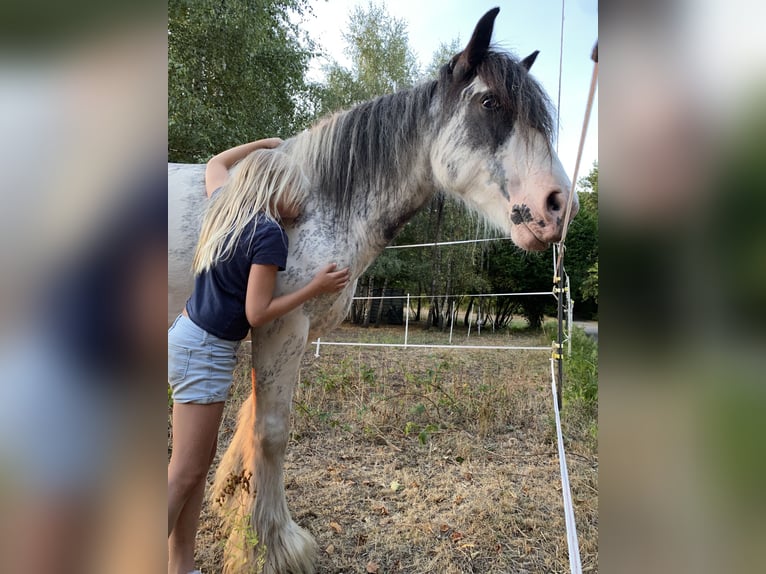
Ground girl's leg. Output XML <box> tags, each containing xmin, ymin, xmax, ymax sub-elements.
<box><xmin>168</xmin><ymin>474</ymin><xmax>206</xmax><ymax>574</ymax></box>
<box><xmin>168</xmin><ymin>401</ymin><xmax>224</xmax><ymax>574</ymax></box>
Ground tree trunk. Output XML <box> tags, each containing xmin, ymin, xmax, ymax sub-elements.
<box><xmin>415</xmin><ymin>287</ymin><xmax>422</xmax><ymax>322</ymax></box>
<box><xmin>464</xmin><ymin>297</ymin><xmax>474</xmax><ymax>326</ymax></box>
<box><xmin>351</xmin><ymin>281</ymin><xmax>364</xmax><ymax>324</ymax></box>
<box><xmin>363</xmin><ymin>276</ymin><xmax>374</xmax><ymax>327</ymax></box>
<box><xmin>441</xmin><ymin>256</ymin><xmax>452</xmax><ymax>331</ymax></box>
<box><xmin>374</xmin><ymin>277</ymin><xmax>388</xmax><ymax>327</ymax></box>
<box><xmin>427</xmin><ymin>298</ymin><xmax>441</xmax><ymax>329</ymax></box>
<box><xmin>426</xmin><ymin>195</ymin><xmax>445</xmax><ymax>331</ymax></box>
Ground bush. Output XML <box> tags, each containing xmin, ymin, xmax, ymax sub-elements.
<box><xmin>563</xmin><ymin>327</ymin><xmax>598</xmax><ymax>409</ymax></box>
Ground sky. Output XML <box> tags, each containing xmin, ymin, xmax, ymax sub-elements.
<box><xmin>299</xmin><ymin>0</ymin><xmax>598</xmax><ymax>186</ymax></box>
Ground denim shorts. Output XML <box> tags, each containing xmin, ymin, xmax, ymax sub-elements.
<box><xmin>168</xmin><ymin>313</ymin><xmax>241</xmax><ymax>404</ymax></box>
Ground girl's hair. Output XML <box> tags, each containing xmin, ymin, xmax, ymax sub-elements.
<box><xmin>191</xmin><ymin>148</ymin><xmax>309</xmax><ymax>275</ymax></box>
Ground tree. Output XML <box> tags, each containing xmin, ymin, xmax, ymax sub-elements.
<box><xmin>312</xmin><ymin>1</ymin><xmax>419</xmax><ymax>117</ymax></box>
<box><xmin>168</xmin><ymin>0</ymin><xmax>315</xmax><ymax>162</ymax></box>
<box><xmin>423</xmin><ymin>38</ymin><xmax>462</xmax><ymax>79</ymax></box>
<box><xmin>581</xmin><ymin>261</ymin><xmax>598</xmax><ymax>304</ymax></box>
<box><xmin>564</xmin><ymin>162</ymin><xmax>599</xmax><ymax>318</ymax></box>
<box><xmin>485</xmin><ymin>243</ymin><xmax>555</xmax><ymax>329</ymax></box>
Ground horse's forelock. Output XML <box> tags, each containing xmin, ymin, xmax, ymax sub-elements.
<box><xmin>438</xmin><ymin>49</ymin><xmax>555</xmax><ymax>147</ymax></box>
<box><xmin>477</xmin><ymin>50</ymin><xmax>556</xmax><ymax>146</ymax></box>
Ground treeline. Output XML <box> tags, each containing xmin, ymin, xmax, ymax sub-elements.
<box><xmin>168</xmin><ymin>0</ymin><xmax>598</xmax><ymax>324</ymax></box>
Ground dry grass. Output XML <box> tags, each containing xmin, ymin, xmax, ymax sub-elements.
<box><xmin>176</xmin><ymin>322</ymin><xmax>598</xmax><ymax>573</ymax></box>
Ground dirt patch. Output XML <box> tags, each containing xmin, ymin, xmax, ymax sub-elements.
<box><xmin>177</xmin><ymin>323</ymin><xmax>598</xmax><ymax>573</ymax></box>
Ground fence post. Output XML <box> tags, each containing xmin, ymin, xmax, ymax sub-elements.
<box><xmin>404</xmin><ymin>294</ymin><xmax>410</xmax><ymax>347</ymax></box>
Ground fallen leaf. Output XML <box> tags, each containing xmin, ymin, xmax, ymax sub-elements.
<box><xmin>329</xmin><ymin>521</ymin><xmax>342</xmax><ymax>534</ymax></box>
<box><xmin>372</xmin><ymin>504</ymin><xmax>389</xmax><ymax>516</ymax></box>
<box><xmin>451</xmin><ymin>531</ymin><xmax>464</xmax><ymax>542</ymax></box>
<box><xmin>390</xmin><ymin>480</ymin><xmax>400</xmax><ymax>492</ymax></box>
<box><xmin>325</xmin><ymin>544</ymin><xmax>335</xmax><ymax>555</ymax></box>
<box><xmin>366</xmin><ymin>561</ymin><xmax>379</xmax><ymax>573</ymax></box>
<box><xmin>440</xmin><ymin>523</ymin><xmax>450</xmax><ymax>533</ymax></box>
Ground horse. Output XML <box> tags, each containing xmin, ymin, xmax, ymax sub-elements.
<box><xmin>168</xmin><ymin>8</ymin><xmax>578</xmax><ymax>573</ymax></box>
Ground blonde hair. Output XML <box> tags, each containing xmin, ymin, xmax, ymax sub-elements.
<box><xmin>191</xmin><ymin>148</ymin><xmax>308</xmax><ymax>275</ymax></box>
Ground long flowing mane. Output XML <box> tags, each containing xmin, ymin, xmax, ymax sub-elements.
<box><xmin>291</xmin><ymin>81</ymin><xmax>437</xmax><ymax>224</ymax></box>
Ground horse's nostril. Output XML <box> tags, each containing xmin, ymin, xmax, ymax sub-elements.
<box><xmin>546</xmin><ymin>190</ymin><xmax>562</xmax><ymax>213</ymax></box>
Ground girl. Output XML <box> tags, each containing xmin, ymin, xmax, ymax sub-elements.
<box><xmin>167</xmin><ymin>138</ymin><xmax>349</xmax><ymax>574</ymax></box>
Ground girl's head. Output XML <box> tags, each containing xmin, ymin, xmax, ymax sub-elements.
<box><xmin>192</xmin><ymin>148</ymin><xmax>309</xmax><ymax>275</ymax></box>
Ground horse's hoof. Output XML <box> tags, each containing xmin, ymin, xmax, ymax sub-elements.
<box><xmin>262</xmin><ymin>520</ymin><xmax>318</xmax><ymax>574</ymax></box>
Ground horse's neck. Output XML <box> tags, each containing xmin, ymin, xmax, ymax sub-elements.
<box><xmin>287</xmin><ymin>95</ymin><xmax>437</xmax><ymax>272</ymax></box>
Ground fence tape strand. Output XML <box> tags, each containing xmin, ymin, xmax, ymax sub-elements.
<box><xmin>549</xmin><ymin>357</ymin><xmax>582</xmax><ymax>574</ymax></box>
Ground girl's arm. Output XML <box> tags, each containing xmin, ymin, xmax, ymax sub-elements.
<box><xmin>245</xmin><ymin>263</ymin><xmax>350</xmax><ymax>328</ymax></box>
<box><xmin>205</xmin><ymin>137</ymin><xmax>283</xmax><ymax>197</ymax></box>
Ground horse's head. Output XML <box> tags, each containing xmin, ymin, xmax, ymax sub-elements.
<box><xmin>430</xmin><ymin>7</ymin><xmax>578</xmax><ymax>251</ymax></box>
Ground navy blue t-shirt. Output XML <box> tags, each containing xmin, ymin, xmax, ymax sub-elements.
<box><xmin>186</xmin><ymin>212</ymin><xmax>288</xmax><ymax>340</ymax></box>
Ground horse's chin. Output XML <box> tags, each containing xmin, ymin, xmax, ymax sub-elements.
<box><xmin>511</xmin><ymin>225</ymin><xmax>549</xmax><ymax>252</ymax></box>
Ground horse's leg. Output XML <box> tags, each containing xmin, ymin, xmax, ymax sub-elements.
<box><xmin>213</xmin><ymin>313</ymin><xmax>317</xmax><ymax>574</ymax></box>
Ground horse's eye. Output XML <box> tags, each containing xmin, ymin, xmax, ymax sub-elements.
<box><xmin>481</xmin><ymin>95</ymin><xmax>498</xmax><ymax>109</ymax></box>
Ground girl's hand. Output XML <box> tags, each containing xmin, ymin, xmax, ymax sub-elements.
<box><xmin>312</xmin><ymin>263</ymin><xmax>350</xmax><ymax>294</ymax></box>
<box><xmin>259</xmin><ymin>137</ymin><xmax>283</xmax><ymax>149</ymax></box>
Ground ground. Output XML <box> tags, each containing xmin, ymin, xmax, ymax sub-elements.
<box><xmin>170</xmin><ymin>321</ymin><xmax>598</xmax><ymax>573</ymax></box>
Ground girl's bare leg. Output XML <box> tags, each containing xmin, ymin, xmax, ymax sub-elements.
<box><xmin>168</xmin><ymin>402</ymin><xmax>224</xmax><ymax>574</ymax></box>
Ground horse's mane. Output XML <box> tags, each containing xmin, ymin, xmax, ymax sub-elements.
<box><xmin>291</xmin><ymin>48</ymin><xmax>555</xmax><ymax>225</ymax></box>
<box><xmin>293</xmin><ymin>80</ymin><xmax>437</xmax><ymax>225</ymax></box>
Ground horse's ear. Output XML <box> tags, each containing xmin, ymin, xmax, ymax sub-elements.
<box><xmin>520</xmin><ymin>50</ymin><xmax>539</xmax><ymax>71</ymax></box>
<box><xmin>453</xmin><ymin>7</ymin><xmax>500</xmax><ymax>82</ymax></box>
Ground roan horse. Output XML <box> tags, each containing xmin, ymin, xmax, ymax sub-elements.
<box><xmin>168</xmin><ymin>8</ymin><xmax>578</xmax><ymax>574</ymax></box>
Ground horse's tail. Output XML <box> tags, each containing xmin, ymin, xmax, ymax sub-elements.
<box><xmin>213</xmin><ymin>339</ymin><xmax>317</xmax><ymax>574</ymax></box>
<box><xmin>212</xmin><ymin>394</ymin><xmax>266</xmax><ymax>573</ymax></box>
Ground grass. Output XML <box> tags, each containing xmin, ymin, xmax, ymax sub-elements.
<box><xmin>175</xmin><ymin>321</ymin><xmax>598</xmax><ymax>573</ymax></box>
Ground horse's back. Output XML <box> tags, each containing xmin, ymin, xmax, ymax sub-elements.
<box><xmin>168</xmin><ymin>163</ymin><xmax>207</xmax><ymax>324</ymax></box>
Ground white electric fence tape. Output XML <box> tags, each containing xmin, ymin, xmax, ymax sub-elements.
<box><xmin>549</xmin><ymin>357</ymin><xmax>583</xmax><ymax>574</ymax></box>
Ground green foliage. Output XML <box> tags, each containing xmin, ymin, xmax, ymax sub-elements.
<box><xmin>168</xmin><ymin>0</ymin><xmax>315</xmax><ymax>162</ymax></box>
<box><xmin>344</xmin><ymin>2</ymin><xmax>419</xmax><ymax>95</ymax></box>
<box><xmin>565</xmin><ymin>163</ymin><xmax>599</xmax><ymax>318</ymax></box>
<box><xmin>313</xmin><ymin>1</ymin><xmax>419</xmax><ymax>117</ymax></box>
<box><xmin>423</xmin><ymin>38</ymin><xmax>463</xmax><ymax>79</ymax></box>
<box><xmin>485</xmin><ymin>243</ymin><xmax>554</xmax><ymax>329</ymax></box>
<box><xmin>563</xmin><ymin>328</ymin><xmax>598</xmax><ymax>409</ymax></box>
<box><xmin>581</xmin><ymin>261</ymin><xmax>599</xmax><ymax>304</ymax></box>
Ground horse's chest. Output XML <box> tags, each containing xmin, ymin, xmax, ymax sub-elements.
<box><xmin>303</xmin><ymin>286</ymin><xmax>356</xmax><ymax>339</ymax></box>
